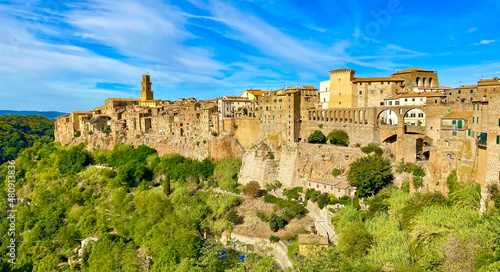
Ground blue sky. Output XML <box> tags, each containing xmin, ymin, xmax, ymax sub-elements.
<box><xmin>1</xmin><ymin>0</ymin><xmax>499</xmax><ymax>112</ymax></box>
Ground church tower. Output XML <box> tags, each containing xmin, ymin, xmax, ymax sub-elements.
<box><xmin>140</xmin><ymin>74</ymin><xmax>154</xmax><ymax>101</ymax></box>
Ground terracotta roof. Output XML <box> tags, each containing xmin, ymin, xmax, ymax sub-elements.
<box><xmin>385</xmin><ymin>91</ymin><xmax>446</xmax><ymax>100</ymax></box>
<box><xmin>307</xmin><ymin>177</ymin><xmax>344</xmax><ymax>186</ymax></box>
<box><xmin>442</xmin><ymin>111</ymin><xmax>473</xmax><ymax>120</ymax></box>
<box><xmin>329</xmin><ymin>68</ymin><xmax>354</xmax><ymax>73</ymax></box>
<box><xmin>353</xmin><ymin>77</ymin><xmax>404</xmax><ymax>83</ymax></box>
<box><xmin>244</xmin><ymin>90</ymin><xmax>269</xmax><ymax>96</ymax></box>
<box><xmin>478</xmin><ymin>78</ymin><xmax>500</xmax><ymax>86</ymax></box>
<box><xmin>72</xmin><ymin>111</ymin><xmax>91</xmax><ymax>115</ymax></box>
<box><xmin>392</xmin><ymin>68</ymin><xmax>435</xmax><ymax>74</ymax></box>
<box><xmin>298</xmin><ymin>234</ymin><xmax>329</xmax><ymax>245</ymax></box>
<box><xmin>417</xmin><ymin>86</ymin><xmax>453</xmax><ymax>90</ymax></box>
<box><xmin>456</xmin><ymin>85</ymin><xmax>478</xmax><ymax>89</ymax></box>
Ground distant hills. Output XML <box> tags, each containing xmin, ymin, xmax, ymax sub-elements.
<box><xmin>0</xmin><ymin>110</ymin><xmax>68</xmax><ymax>119</ymax></box>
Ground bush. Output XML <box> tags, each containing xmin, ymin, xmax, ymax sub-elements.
<box><xmin>339</xmin><ymin>221</ymin><xmax>373</xmax><ymax>259</ymax></box>
<box><xmin>136</xmin><ymin>134</ymin><xmax>141</xmax><ymax>139</ymax></box>
<box><xmin>361</xmin><ymin>143</ymin><xmax>383</xmax><ymax>156</ymax></box>
<box><xmin>305</xmin><ymin>188</ymin><xmax>321</xmax><ymax>202</ymax></box>
<box><xmin>332</xmin><ymin>168</ymin><xmax>341</xmax><ymax>177</ymax></box>
<box><xmin>269</xmin><ymin>235</ymin><xmax>280</xmax><ymax>243</ymax></box>
<box><xmin>102</xmin><ymin>125</ymin><xmax>111</xmax><ymax>134</ymax></box>
<box><xmin>413</xmin><ymin>176</ymin><xmax>424</xmax><ymax>189</ymax></box>
<box><xmin>327</xmin><ymin>129</ymin><xmax>349</xmax><ymax>146</ymax></box>
<box><xmin>307</xmin><ymin>130</ymin><xmax>326</xmax><ymax>144</ymax></box>
<box><xmin>226</xmin><ymin>210</ymin><xmax>242</xmax><ymax>224</ymax></box>
<box><xmin>283</xmin><ymin>187</ymin><xmax>302</xmax><ymax>200</ymax></box>
<box><xmin>401</xmin><ymin>180</ymin><xmax>410</xmax><ymax>193</ymax></box>
<box><xmin>211</xmin><ymin>131</ymin><xmax>218</xmax><ymax>136</ymax></box>
<box><xmin>75</xmin><ymin>131</ymin><xmax>81</xmax><ymax>137</ymax></box>
<box><xmin>269</xmin><ymin>213</ymin><xmax>286</xmax><ymax>232</ymax></box>
<box><xmin>245</xmin><ymin>181</ymin><xmax>261</xmax><ymax>197</ymax></box>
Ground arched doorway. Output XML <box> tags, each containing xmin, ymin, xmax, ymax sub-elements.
<box><xmin>404</xmin><ymin>108</ymin><xmax>425</xmax><ymax>126</ymax></box>
<box><xmin>378</xmin><ymin>109</ymin><xmax>398</xmax><ymax>125</ymax></box>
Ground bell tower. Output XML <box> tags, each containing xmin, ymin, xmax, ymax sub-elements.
<box><xmin>140</xmin><ymin>74</ymin><xmax>154</xmax><ymax>101</ymax></box>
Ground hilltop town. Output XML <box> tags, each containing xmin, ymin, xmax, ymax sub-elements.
<box><xmin>55</xmin><ymin>68</ymin><xmax>500</xmax><ymax>196</ymax></box>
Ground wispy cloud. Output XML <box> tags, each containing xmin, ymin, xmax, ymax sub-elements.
<box><xmin>468</xmin><ymin>27</ymin><xmax>477</xmax><ymax>33</ymax></box>
<box><xmin>472</xmin><ymin>39</ymin><xmax>496</xmax><ymax>45</ymax></box>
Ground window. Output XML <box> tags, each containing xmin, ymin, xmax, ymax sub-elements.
<box><xmin>324</xmin><ymin>185</ymin><xmax>326</xmax><ymax>189</ymax></box>
<box><xmin>359</xmin><ymin>91</ymin><xmax>362</xmax><ymax>95</ymax></box>
<box><xmin>317</xmin><ymin>184</ymin><xmax>319</xmax><ymax>188</ymax></box>
<box><xmin>468</xmin><ymin>130</ymin><xmax>471</xmax><ymax>136</ymax></box>
<box><xmin>452</xmin><ymin>131</ymin><xmax>457</xmax><ymax>136</ymax></box>
<box><xmin>389</xmin><ymin>101</ymin><xmax>392</xmax><ymax>105</ymax></box>
<box><xmin>458</xmin><ymin>90</ymin><xmax>461</xmax><ymax>94</ymax></box>
<box><xmin>473</xmin><ymin>117</ymin><xmax>475</xmax><ymax>123</ymax></box>
<box><xmin>412</xmin><ymin>98</ymin><xmax>415</xmax><ymax>102</ymax></box>
<box><xmin>420</xmin><ymin>98</ymin><xmax>423</xmax><ymax>101</ymax></box>
<box><xmin>339</xmin><ymin>78</ymin><xmax>341</xmax><ymax>82</ymax></box>
<box><xmin>498</xmin><ymin>118</ymin><xmax>500</xmax><ymax>126</ymax></box>
<box><xmin>405</xmin><ymin>98</ymin><xmax>408</xmax><ymax>102</ymax></box>
<box><xmin>371</xmin><ymin>90</ymin><xmax>374</xmax><ymax>94</ymax></box>
<box><xmin>435</xmin><ymin>99</ymin><xmax>437</xmax><ymax>104</ymax></box>
<box><xmin>470</xmin><ymin>90</ymin><xmax>474</xmax><ymax>93</ymax></box>
<box><xmin>452</xmin><ymin>120</ymin><xmax>456</xmax><ymax>125</ymax></box>
<box><xmin>497</xmin><ymin>135</ymin><xmax>500</xmax><ymax>144</ymax></box>
<box><xmin>308</xmin><ymin>183</ymin><xmax>311</xmax><ymax>186</ymax></box>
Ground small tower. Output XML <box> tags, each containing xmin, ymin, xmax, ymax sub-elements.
<box><xmin>140</xmin><ymin>74</ymin><xmax>154</xmax><ymax>101</ymax></box>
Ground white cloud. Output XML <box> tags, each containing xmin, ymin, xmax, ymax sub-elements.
<box><xmin>468</xmin><ymin>27</ymin><xmax>477</xmax><ymax>33</ymax></box>
<box><xmin>472</xmin><ymin>39</ymin><xmax>496</xmax><ymax>45</ymax></box>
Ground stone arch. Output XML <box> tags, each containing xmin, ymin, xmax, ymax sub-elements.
<box><xmin>382</xmin><ymin>134</ymin><xmax>397</xmax><ymax>144</ymax></box>
<box><xmin>403</xmin><ymin>108</ymin><xmax>426</xmax><ymax>126</ymax></box>
<box><xmin>416</xmin><ymin>77</ymin><xmax>421</xmax><ymax>87</ymax></box>
<box><xmin>377</xmin><ymin>109</ymin><xmax>398</xmax><ymax>125</ymax></box>
<box><xmin>428</xmin><ymin>77</ymin><xmax>433</xmax><ymax>87</ymax></box>
<box><xmin>423</xmin><ymin>77</ymin><xmax>427</xmax><ymax>87</ymax></box>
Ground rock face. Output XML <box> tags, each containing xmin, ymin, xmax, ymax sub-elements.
<box><xmin>56</xmin><ymin>129</ymin><xmax>245</xmax><ymax>161</ymax></box>
<box><xmin>239</xmin><ymin>143</ymin><xmax>365</xmax><ymax>188</ymax></box>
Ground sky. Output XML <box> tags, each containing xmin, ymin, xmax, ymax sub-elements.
<box><xmin>0</xmin><ymin>0</ymin><xmax>499</xmax><ymax>112</ymax></box>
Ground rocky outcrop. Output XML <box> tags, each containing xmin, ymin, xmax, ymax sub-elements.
<box><xmin>240</xmin><ymin>143</ymin><xmax>366</xmax><ymax>188</ymax></box>
<box><xmin>56</xmin><ymin>129</ymin><xmax>245</xmax><ymax>160</ymax></box>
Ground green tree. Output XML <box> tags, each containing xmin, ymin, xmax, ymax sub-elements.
<box><xmin>327</xmin><ymin>129</ymin><xmax>349</xmax><ymax>146</ymax></box>
<box><xmin>151</xmin><ymin>247</ymin><xmax>180</xmax><ymax>272</ymax></box>
<box><xmin>269</xmin><ymin>213</ymin><xmax>285</xmax><ymax>231</ymax></box>
<box><xmin>347</xmin><ymin>154</ymin><xmax>393</xmax><ymax>197</ymax></box>
<box><xmin>307</xmin><ymin>130</ymin><xmax>326</xmax><ymax>144</ymax></box>
<box><xmin>332</xmin><ymin>168</ymin><xmax>342</xmax><ymax>177</ymax></box>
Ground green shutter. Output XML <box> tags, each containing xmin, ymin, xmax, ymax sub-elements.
<box><xmin>458</xmin><ymin>120</ymin><xmax>463</xmax><ymax>129</ymax></box>
<box><xmin>452</xmin><ymin>120</ymin><xmax>456</xmax><ymax>125</ymax></box>
<box><xmin>468</xmin><ymin>130</ymin><xmax>471</xmax><ymax>136</ymax></box>
<box><xmin>497</xmin><ymin>135</ymin><xmax>500</xmax><ymax>144</ymax></box>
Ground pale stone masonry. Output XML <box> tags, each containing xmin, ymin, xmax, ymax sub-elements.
<box><xmin>55</xmin><ymin>70</ymin><xmax>500</xmax><ymax>189</ymax></box>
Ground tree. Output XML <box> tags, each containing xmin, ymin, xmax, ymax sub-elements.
<box><xmin>245</xmin><ymin>181</ymin><xmax>261</xmax><ymax>197</ymax></box>
<box><xmin>151</xmin><ymin>247</ymin><xmax>180</xmax><ymax>272</ymax></box>
<box><xmin>327</xmin><ymin>129</ymin><xmax>349</xmax><ymax>146</ymax></box>
<box><xmin>347</xmin><ymin>154</ymin><xmax>393</xmax><ymax>197</ymax></box>
<box><xmin>163</xmin><ymin>175</ymin><xmax>171</xmax><ymax>195</ymax></box>
<box><xmin>269</xmin><ymin>213</ymin><xmax>285</xmax><ymax>231</ymax></box>
<box><xmin>226</xmin><ymin>210</ymin><xmax>242</xmax><ymax>224</ymax></box>
<box><xmin>307</xmin><ymin>130</ymin><xmax>326</xmax><ymax>144</ymax></box>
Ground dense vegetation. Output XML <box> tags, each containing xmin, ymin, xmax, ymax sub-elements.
<box><xmin>0</xmin><ymin>115</ymin><xmax>54</xmax><ymax>165</ymax></box>
<box><xmin>0</xmin><ymin>142</ymin><xmax>281</xmax><ymax>271</ymax></box>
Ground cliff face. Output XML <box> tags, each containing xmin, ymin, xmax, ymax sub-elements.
<box><xmin>55</xmin><ymin>128</ymin><xmax>245</xmax><ymax>161</ymax></box>
<box><xmin>239</xmin><ymin>143</ymin><xmax>366</xmax><ymax>187</ymax></box>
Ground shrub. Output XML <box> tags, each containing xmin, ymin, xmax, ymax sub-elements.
<box><xmin>226</xmin><ymin>210</ymin><xmax>242</xmax><ymax>224</ymax></box>
<box><xmin>339</xmin><ymin>221</ymin><xmax>373</xmax><ymax>259</ymax></box>
<box><xmin>102</xmin><ymin>125</ymin><xmax>111</xmax><ymax>134</ymax></box>
<box><xmin>196</xmin><ymin>141</ymin><xmax>200</xmax><ymax>146</ymax></box>
<box><xmin>75</xmin><ymin>131</ymin><xmax>81</xmax><ymax>137</ymax></box>
<box><xmin>136</xmin><ymin>134</ymin><xmax>141</xmax><ymax>139</ymax></box>
<box><xmin>332</xmin><ymin>168</ymin><xmax>341</xmax><ymax>177</ymax></box>
<box><xmin>361</xmin><ymin>143</ymin><xmax>383</xmax><ymax>156</ymax></box>
<box><xmin>413</xmin><ymin>176</ymin><xmax>424</xmax><ymax>189</ymax></box>
<box><xmin>283</xmin><ymin>187</ymin><xmax>302</xmax><ymax>200</ymax></box>
<box><xmin>327</xmin><ymin>129</ymin><xmax>349</xmax><ymax>146</ymax></box>
<box><xmin>305</xmin><ymin>188</ymin><xmax>321</xmax><ymax>202</ymax></box>
<box><xmin>202</xmin><ymin>140</ymin><xmax>206</xmax><ymax>144</ymax></box>
<box><xmin>269</xmin><ymin>236</ymin><xmax>280</xmax><ymax>243</ymax></box>
<box><xmin>245</xmin><ymin>181</ymin><xmax>261</xmax><ymax>197</ymax></box>
<box><xmin>307</xmin><ymin>130</ymin><xmax>326</xmax><ymax>144</ymax></box>
<box><xmin>269</xmin><ymin>213</ymin><xmax>286</xmax><ymax>232</ymax></box>
<box><xmin>211</xmin><ymin>131</ymin><xmax>218</xmax><ymax>136</ymax></box>
<box><xmin>401</xmin><ymin>180</ymin><xmax>410</xmax><ymax>193</ymax></box>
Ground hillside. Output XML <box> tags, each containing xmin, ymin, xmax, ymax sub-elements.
<box><xmin>0</xmin><ymin>114</ymin><xmax>54</xmax><ymax>164</ymax></box>
<box><xmin>0</xmin><ymin>110</ymin><xmax>68</xmax><ymax>119</ymax></box>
